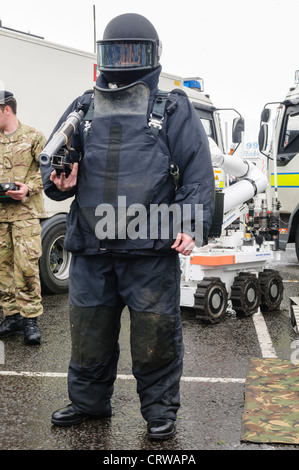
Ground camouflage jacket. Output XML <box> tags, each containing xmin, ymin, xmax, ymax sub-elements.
<box><xmin>0</xmin><ymin>121</ymin><xmax>46</xmax><ymax>221</ymax></box>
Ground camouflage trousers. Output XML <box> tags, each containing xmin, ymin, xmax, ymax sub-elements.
<box><xmin>0</xmin><ymin>219</ymin><xmax>43</xmax><ymax>318</ymax></box>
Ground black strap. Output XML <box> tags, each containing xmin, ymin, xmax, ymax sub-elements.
<box><xmin>148</xmin><ymin>90</ymin><xmax>169</xmax><ymax>137</ymax></box>
<box><xmin>149</xmin><ymin>90</ymin><xmax>181</xmax><ymax>189</ymax></box>
<box><xmin>84</xmin><ymin>98</ymin><xmax>95</xmax><ymax>121</ymax></box>
<box><xmin>103</xmin><ymin>125</ymin><xmax>123</xmax><ymax>203</ymax></box>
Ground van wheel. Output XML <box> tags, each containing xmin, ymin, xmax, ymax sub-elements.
<box><xmin>39</xmin><ymin>222</ymin><xmax>71</xmax><ymax>294</ymax></box>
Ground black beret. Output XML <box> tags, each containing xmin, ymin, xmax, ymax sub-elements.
<box><xmin>0</xmin><ymin>91</ymin><xmax>14</xmax><ymax>104</ymax></box>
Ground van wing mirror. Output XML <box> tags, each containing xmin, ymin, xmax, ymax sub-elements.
<box><xmin>258</xmin><ymin>123</ymin><xmax>268</xmax><ymax>152</ymax></box>
<box><xmin>232</xmin><ymin>117</ymin><xmax>245</xmax><ymax>143</ymax></box>
<box><xmin>261</xmin><ymin>108</ymin><xmax>271</xmax><ymax>123</ymax></box>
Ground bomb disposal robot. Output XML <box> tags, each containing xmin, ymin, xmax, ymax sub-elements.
<box><xmin>180</xmin><ymin>138</ymin><xmax>284</xmax><ymax>323</ymax></box>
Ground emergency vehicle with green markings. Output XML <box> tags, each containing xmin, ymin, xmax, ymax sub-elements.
<box><xmin>259</xmin><ymin>70</ymin><xmax>299</xmax><ymax>261</ymax></box>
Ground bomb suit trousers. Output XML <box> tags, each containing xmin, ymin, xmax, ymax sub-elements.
<box><xmin>67</xmin><ymin>253</ymin><xmax>183</xmax><ymax>422</ymax></box>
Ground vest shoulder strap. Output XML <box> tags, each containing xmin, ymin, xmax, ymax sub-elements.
<box><xmin>148</xmin><ymin>90</ymin><xmax>169</xmax><ymax>137</ymax></box>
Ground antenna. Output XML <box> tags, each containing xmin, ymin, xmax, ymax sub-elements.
<box><xmin>93</xmin><ymin>5</ymin><xmax>97</xmax><ymax>53</ymax></box>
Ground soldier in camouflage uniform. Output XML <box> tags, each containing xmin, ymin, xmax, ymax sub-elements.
<box><xmin>0</xmin><ymin>91</ymin><xmax>46</xmax><ymax>345</ymax></box>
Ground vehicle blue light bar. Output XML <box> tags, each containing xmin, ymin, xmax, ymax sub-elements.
<box><xmin>183</xmin><ymin>77</ymin><xmax>204</xmax><ymax>92</ymax></box>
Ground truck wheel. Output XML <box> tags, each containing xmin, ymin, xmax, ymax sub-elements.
<box><xmin>230</xmin><ymin>272</ymin><xmax>261</xmax><ymax>316</ymax></box>
<box><xmin>258</xmin><ymin>269</ymin><xmax>284</xmax><ymax>311</ymax></box>
<box><xmin>39</xmin><ymin>221</ymin><xmax>71</xmax><ymax>294</ymax></box>
<box><xmin>194</xmin><ymin>277</ymin><xmax>228</xmax><ymax>324</ymax></box>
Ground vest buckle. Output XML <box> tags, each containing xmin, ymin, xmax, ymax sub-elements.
<box><xmin>148</xmin><ymin>113</ymin><xmax>164</xmax><ymax>130</ymax></box>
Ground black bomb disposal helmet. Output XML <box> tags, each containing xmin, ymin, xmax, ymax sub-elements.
<box><xmin>97</xmin><ymin>13</ymin><xmax>162</xmax><ymax>82</ymax></box>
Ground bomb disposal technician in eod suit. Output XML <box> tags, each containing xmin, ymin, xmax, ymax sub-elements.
<box><xmin>40</xmin><ymin>13</ymin><xmax>215</xmax><ymax>440</ymax></box>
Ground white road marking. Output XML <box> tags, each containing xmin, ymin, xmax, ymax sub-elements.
<box><xmin>0</xmin><ymin>370</ymin><xmax>245</xmax><ymax>383</ymax></box>
<box><xmin>252</xmin><ymin>309</ymin><xmax>277</xmax><ymax>358</ymax></box>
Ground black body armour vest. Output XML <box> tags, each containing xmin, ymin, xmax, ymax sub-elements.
<box><xmin>76</xmin><ymin>82</ymin><xmax>176</xmax><ymax>252</ymax></box>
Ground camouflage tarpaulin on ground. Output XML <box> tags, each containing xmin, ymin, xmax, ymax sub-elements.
<box><xmin>241</xmin><ymin>357</ymin><xmax>299</xmax><ymax>444</ymax></box>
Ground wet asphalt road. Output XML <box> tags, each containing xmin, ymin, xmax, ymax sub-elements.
<box><xmin>0</xmin><ymin>245</ymin><xmax>299</xmax><ymax>454</ymax></box>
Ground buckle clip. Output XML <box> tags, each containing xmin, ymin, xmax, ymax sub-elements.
<box><xmin>149</xmin><ymin>114</ymin><xmax>164</xmax><ymax>130</ymax></box>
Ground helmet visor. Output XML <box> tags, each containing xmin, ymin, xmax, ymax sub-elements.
<box><xmin>97</xmin><ymin>40</ymin><xmax>159</xmax><ymax>71</ymax></box>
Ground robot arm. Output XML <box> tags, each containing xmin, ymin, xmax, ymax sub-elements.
<box><xmin>208</xmin><ymin>137</ymin><xmax>268</xmax><ymax>214</ymax></box>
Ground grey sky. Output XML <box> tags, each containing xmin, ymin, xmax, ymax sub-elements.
<box><xmin>1</xmin><ymin>0</ymin><xmax>298</xmax><ymax>141</ymax></box>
